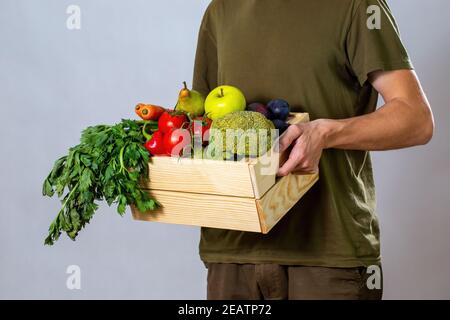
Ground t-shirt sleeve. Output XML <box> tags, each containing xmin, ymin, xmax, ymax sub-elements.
<box><xmin>192</xmin><ymin>8</ymin><xmax>218</xmax><ymax>96</ymax></box>
<box><xmin>346</xmin><ymin>0</ymin><xmax>414</xmax><ymax>86</ymax></box>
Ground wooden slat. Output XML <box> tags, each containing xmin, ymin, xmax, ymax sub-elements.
<box><xmin>132</xmin><ymin>112</ymin><xmax>319</xmax><ymax>234</ymax></box>
<box><xmin>132</xmin><ymin>189</ymin><xmax>262</xmax><ymax>232</ymax></box>
<box><xmin>248</xmin><ymin>113</ymin><xmax>311</xmax><ymax>199</ymax></box>
<box><xmin>256</xmin><ymin>172</ymin><xmax>319</xmax><ymax>234</ymax></box>
<box><xmin>287</xmin><ymin>113</ymin><xmax>310</xmax><ymax>125</ymax></box>
<box><xmin>143</xmin><ymin>156</ymin><xmax>255</xmax><ymax>198</ymax></box>
<box><xmin>248</xmin><ymin>160</ymin><xmax>276</xmax><ymax>200</ymax></box>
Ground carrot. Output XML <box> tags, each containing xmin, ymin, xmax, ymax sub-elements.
<box><xmin>135</xmin><ymin>104</ymin><xmax>165</xmax><ymax>121</ymax></box>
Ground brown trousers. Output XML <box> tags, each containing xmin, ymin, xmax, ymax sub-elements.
<box><xmin>207</xmin><ymin>263</ymin><xmax>382</xmax><ymax>300</ymax></box>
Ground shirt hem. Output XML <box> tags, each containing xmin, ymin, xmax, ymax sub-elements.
<box><xmin>356</xmin><ymin>59</ymin><xmax>414</xmax><ymax>86</ymax></box>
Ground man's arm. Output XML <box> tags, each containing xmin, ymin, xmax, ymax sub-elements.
<box><xmin>277</xmin><ymin>70</ymin><xmax>435</xmax><ymax>176</ymax></box>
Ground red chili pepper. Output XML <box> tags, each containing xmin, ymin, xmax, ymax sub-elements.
<box><xmin>191</xmin><ymin>117</ymin><xmax>212</xmax><ymax>144</ymax></box>
<box><xmin>163</xmin><ymin>128</ymin><xmax>192</xmax><ymax>157</ymax></box>
<box><xmin>144</xmin><ymin>131</ymin><xmax>166</xmax><ymax>156</ymax></box>
<box><xmin>158</xmin><ymin>111</ymin><xmax>188</xmax><ymax>134</ymax></box>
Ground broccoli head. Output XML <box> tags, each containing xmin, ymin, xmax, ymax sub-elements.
<box><xmin>207</xmin><ymin>111</ymin><xmax>276</xmax><ymax>159</ymax></box>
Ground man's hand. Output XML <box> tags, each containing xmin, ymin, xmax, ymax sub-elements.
<box><xmin>276</xmin><ymin>69</ymin><xmax>434</xmax><ymax>177</ymax></box>
<box><xmin>277</xmin><ymin>120</ymin><xmax>328</xmax><ymax>177</ymax></box>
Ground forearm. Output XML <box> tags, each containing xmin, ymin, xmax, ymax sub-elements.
<box><xmin>277</xmin><ymin>70</ymin><xmax>434</xmax><ymax>176</ymax></box>
<box><xmin>320</xmin><ymin>98</ymin><xmax>434</xmax><ymax>151</ymax></box>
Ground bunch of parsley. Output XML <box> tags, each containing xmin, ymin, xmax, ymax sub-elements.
<box><xmin>42</xmin><ymin>119</ymin><xmax>159</xmax><ymax>245</ymax></box>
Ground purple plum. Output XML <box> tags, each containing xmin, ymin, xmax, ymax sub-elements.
<box><xmin>267</xmin><ymin>99</ymin><xmax>290</xmax><ymax>121</ymax></box>
<box><xmin>272</xmin><ymin>119</ymin><xmax>290</xmax><ymax>135</ymax></box>
<box><xmin>247</xmin><ymin>102</ymin><xmax>270</xmax><ymax>118</ymax></box>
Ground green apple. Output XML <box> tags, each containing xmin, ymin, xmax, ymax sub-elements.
<box><xmin>205</xmin><ymin>85</ymin><xmax>246</xmax><ymax>120</ymax></box>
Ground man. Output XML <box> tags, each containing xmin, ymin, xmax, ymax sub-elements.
<box><xmin>192</xmin><ymin>0</ymin><xmax>434</xmax><ymax>300</ymax></box>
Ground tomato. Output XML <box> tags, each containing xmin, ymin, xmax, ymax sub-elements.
<box><xmin>163</xmin><ymin>128</ymin><xmax>192</xmax><ymax>157</ymax></box>
<box><xmin>191</xmin><ymin>117</ymin><xmax>212</xmax><ymax>144</ymax></box>
<box><xmin>144</xmin><ymin>131</ymin><xmax>166</xmax><ymax>156</ymax></box>
<box><xmin>158</xmin><ymin>111</ymin><xmax>188</xmax><ymax>134</ymax></box>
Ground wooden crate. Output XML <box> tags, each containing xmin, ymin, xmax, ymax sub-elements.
<box><xmin>131</xmin><ymin>113</ymin><xmax>319</xmax><ymax>233</ymax></box>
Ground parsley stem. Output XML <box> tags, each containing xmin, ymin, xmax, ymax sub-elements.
<box><xmin>58</xmin><ymin>183</ymin><xmax>79</xmax><ymax>218</ymax></box>
<box><xmin>47</xmin><ymin>182</ymin><xmax>80</xmax><ymax>244</ymax></box>
<box><xmin>119</xmin><ymin>144</ymin><xmax>128</xmax><ymax>174</ymax></box>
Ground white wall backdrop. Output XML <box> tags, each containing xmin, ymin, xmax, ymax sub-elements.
<box><xmin>0</xmin><ymin>0</ymin><xmax>449</xmax><ymax>299</ymax></box>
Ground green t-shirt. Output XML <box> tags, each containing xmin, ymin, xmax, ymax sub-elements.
<box><xmin>192</xmin><ymin>0</ymin><xmax>413</xmax><ymax>267</ymax></box>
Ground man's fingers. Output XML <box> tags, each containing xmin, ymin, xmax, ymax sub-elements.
<box><xmin>278</xmin><ymin>159</ymin><xmax>318</xmax><ymax>176</ymax></box>
<box><xmin>277</xmin><ymin>146</ymin><xmax>302</xmax><ymax>176</ymax></box>
<box><xmin>278</xmin><ymin>125</ymin><xmax>303</xmax><ymax>153</ymax></box>
<box><xmin>291</xmin><ymin>164</ymin><xmax>319</xmax><ymax>175</ymax></box>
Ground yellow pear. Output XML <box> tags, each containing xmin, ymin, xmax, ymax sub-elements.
<box><xmin>175</xmin><ymin>82</ymin><xmax>205</xmax><ymax>117</ymax></box>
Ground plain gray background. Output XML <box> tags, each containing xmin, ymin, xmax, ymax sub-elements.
<box><xmin>0</xmin><ymin>0</ymin><xmax>449</xmax><ymax>299</ymax></box>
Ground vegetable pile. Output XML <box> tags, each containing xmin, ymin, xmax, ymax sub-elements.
<box><xmin>43</xmin><ymin>81</ymin><xmax>293</xmax><ymax>245</ymax></box>
<box><xmin>43</xmin><ymin>120</ymin><xmax>158</xmax><ymax>245</ymax></box>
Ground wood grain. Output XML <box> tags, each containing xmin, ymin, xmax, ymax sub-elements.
<box><xmin>132</xmin><ymin>112</ymin><xmax>319</xmax><ymax>234</ymax></box>
<box><xmin>256</xmin><ymin>172</ymin><xmax>319</xmax><ymax>233</ymax></box>
<box><xmin>248</xmin><ymin>160</ymin><xmax>276</xmax><ymax>200</ymax></box>
<box><xmin>132</xmin><ymin>189</ymin><xmax>262</xmax><ymax>232</ymax></box>
<box><xmin>143</xmin><ymin>156</ymin><xmax>255</xmax><ymax>198</ymax></box>
<box><xmin>248</xmin><ymin>113</ymin><xmax>311</xmax><ymax>199</ymax></box>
